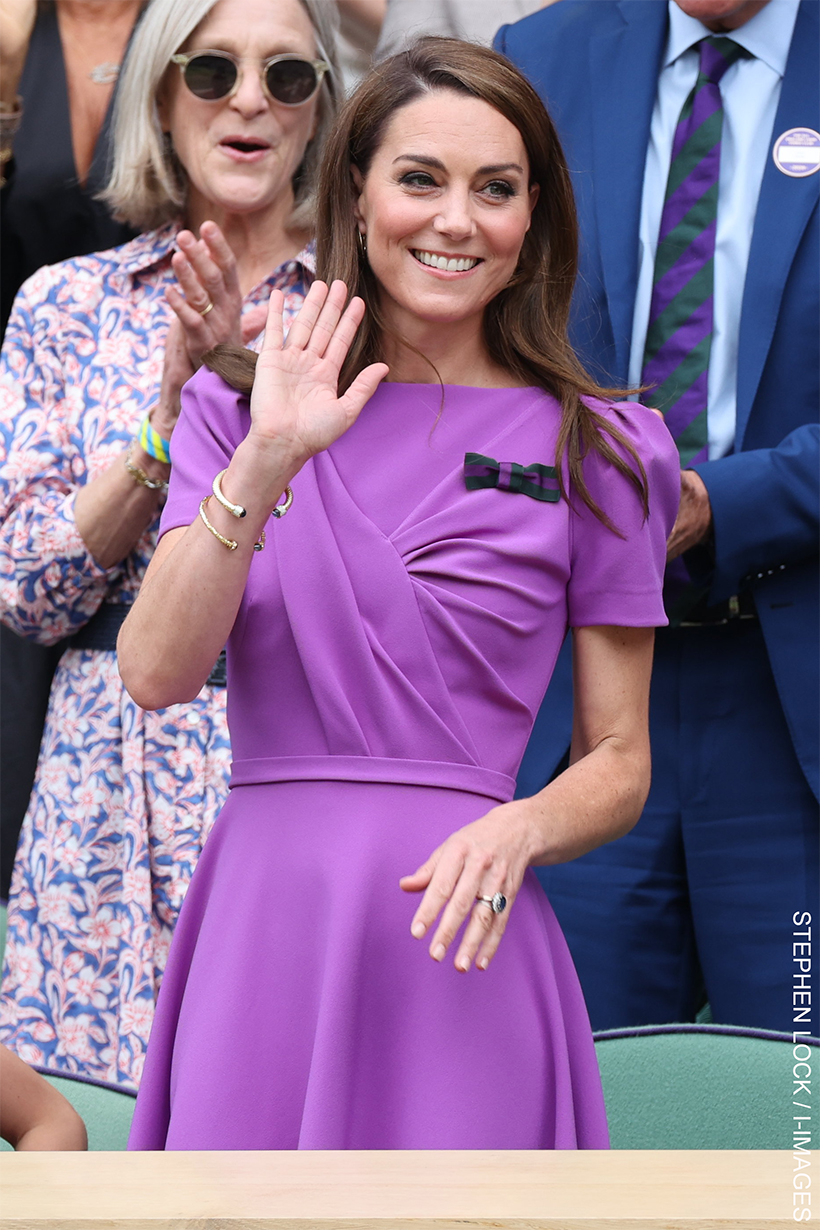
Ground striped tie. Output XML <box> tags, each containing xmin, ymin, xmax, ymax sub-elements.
<box><xmin>641</xmin><ymin>36</ymin><xmax>748</xmax><ymax>466</ymax></box>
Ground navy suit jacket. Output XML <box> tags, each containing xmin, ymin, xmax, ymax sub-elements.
<box><xmin>496</xmin><ymin>0</ymin><xmax>819</xmax><ymax>800</ymax></box>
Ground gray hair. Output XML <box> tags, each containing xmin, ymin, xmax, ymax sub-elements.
<box><xmin>100</xmin><ymin>0</ymin><xmax>340</xmax><ymax>232</ymax></box>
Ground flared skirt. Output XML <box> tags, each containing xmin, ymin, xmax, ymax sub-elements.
<box><xmin>128</xmin><ymin>777</ymin><xmax>609</xmax><ymax>1149</ymax></box>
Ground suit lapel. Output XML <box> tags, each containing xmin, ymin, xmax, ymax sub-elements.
<box><xmin>589</xmin><ymin>2</ymin><xmax>667</xmax><ymax>382</ymax></box>
<box><xmin>735</xmin><ymin>0</ymin><xmax>819</xmax><ymax>447</ymax></box>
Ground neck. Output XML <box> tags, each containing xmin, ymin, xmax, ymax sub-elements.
<box><xmin>57</xmin><ymin>0</ymin><xmax>142</xmax><ymax>27</ymax></box>
<box><xmin>184</xmin><ymin>189</ymin><xmax>310</xmax><ymax>296</ymax></box>
<box><xmin>379</xmin><ymin>309</ymin><xmax>515</xmax><ymax>387</ymax></box>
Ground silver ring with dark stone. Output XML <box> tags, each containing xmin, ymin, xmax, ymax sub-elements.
<box><xmin>476</xmin><ymin>892</ymin><xmax>507</xmax><ymax>915</ymax></box>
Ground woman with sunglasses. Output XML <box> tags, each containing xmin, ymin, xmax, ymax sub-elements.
<box><xmin>123</xmin><ymin>39</ymin><xmax>679</xmax><ymax>1149</ymax></box>
<box><xmin>0</xmin><ymin>0</ymin><xmax>339</xmax><ymax>1092</ymax></box>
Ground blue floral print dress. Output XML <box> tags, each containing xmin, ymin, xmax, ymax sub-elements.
<box><xmin>0</xmin><ymin>224</ymin><xmax>312</xmax><ymax>1089</ymax></box>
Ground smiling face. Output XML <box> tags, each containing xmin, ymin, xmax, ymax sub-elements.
<box><xmin>352</xmin><ymin>89</ymin><xmax>538</xmax><ymax>343</ymax></box>
<box><xmin>159</xmin><ymin>0</ymin><xmax>321</xmax><ymax>222</ymax></box>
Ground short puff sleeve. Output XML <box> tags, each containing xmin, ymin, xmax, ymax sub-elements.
<box><xmin>566</xmin><ymin>402</ymin><xmax>680</xmax><ymax>627</ymax></box>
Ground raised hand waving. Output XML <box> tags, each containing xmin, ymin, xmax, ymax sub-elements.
<box><xmin>249</xmin><ymin>279</ymin><xmax>389</xmax><ymax>462</ymax></box>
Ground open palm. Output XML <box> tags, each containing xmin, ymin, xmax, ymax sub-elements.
<box><xmin>249</xmin><ymin>280</ymin><xmax>389</xmax><ymax>460</ymax></box>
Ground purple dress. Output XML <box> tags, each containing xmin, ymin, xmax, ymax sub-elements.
<box><xmin>128</xmin><ymin>371</ymin><xmax>679</xmax><ymax>1150</ymax></box>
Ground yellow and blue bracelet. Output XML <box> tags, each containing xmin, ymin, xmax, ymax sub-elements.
<box><xmin>138</xmin><ymin>415</ymin><xmax>172</xmax><ymax>465</ymax></box>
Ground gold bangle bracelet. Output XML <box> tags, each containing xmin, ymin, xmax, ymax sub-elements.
<box><xmin>124</xmin><ymin>440</ymin><xmax>168</xmax><ymax>493</ymax></box>
<box><xmin>212</xmin><ymin>469</ymin><xmax>246</xmax><ymax>518</ymax></box>
<box><xmin>272</xmin><ymin>486</ymin><xmax>294</xmax><ymax>518</ymax></box>
<box><xmin>199</xmin><ymin>496</ymin><xmax>266</xmax><ymax>552</ymax></box>
<box><xmin>212</xmin><ymin>469</ymin><xmax>293</xmax><ymax>521</ymax></box>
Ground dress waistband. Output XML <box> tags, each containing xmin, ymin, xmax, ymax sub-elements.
<box><xmin>229</xmin><ymin>755</ymin><xmax>515</xmax><ymax>803</ymax></box>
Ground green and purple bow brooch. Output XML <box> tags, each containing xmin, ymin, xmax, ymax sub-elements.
<box><xmin>463</xmin><ymin>453</ymin><xmax>560</xmax><ymax>502</ymax></box>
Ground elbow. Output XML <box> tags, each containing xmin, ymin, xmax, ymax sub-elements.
<box><xmin>15</xmin><ymin>1105</ymin><xmax>88</xmax><ymax>1152</ymax></box>
<box><xmin>118</xmin><ymin>660</ymin><xmax>200</xmax><ymax>712</ymax></box>
<box><xmin>117</xmin><ymin>634</ymin><xmax>205</xmax><ymax>711</ymax></box>
<box><xmin>610</xmin><ymin>744</ymin><xmax>652</xmax><ymax>840</ymax></box>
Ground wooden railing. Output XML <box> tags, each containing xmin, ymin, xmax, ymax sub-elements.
<box><xmin>0</xmin><ymin>1148</ymin><xmax>797</xmax><ymax>1228</ymax></box>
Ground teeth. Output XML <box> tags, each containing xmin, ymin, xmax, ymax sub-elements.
<box><xmin>413</xmin><ymin>250</ymin><xmax>479</xmax><ymax>272</ymax></box>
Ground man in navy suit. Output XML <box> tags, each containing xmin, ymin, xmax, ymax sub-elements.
<box><xmin>497</xmin><ymin>0</ymin><xmax>818</xmax><ymax>1033</ymax></box>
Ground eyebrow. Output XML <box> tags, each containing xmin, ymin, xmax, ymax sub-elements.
<box><xmin>392</xmin><ymin>155</ymin><xmax>525</xmax><ymax>175</ymax></box>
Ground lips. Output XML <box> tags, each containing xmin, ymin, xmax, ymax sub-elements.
<box><xmin>412</xmin><ymin>249</ymin><xmax>481</xmax><ymax>273</ymax></box>
<box><xmin>218</xmin><ymin>135</ymin><xmax>272</xmax><ymax>158</ymax></box>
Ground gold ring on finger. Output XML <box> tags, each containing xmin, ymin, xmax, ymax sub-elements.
<box><xmin>198</xmin><ymin>300</ymin><xmax>214</xmax><ymax>317</ymax></box>
<box><xmin>476</xmin><ymin>892</ymin><xmax>507</xmax><ymax>915</ymax></box>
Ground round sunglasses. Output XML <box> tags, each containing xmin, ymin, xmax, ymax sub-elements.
<box><xmin>170</xmin><ymin>50</ymin><xmax>329</xmax><ymax>107</ymax></box>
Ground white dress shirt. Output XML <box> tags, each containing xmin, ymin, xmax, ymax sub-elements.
<box><xmin>628</xmin><ymin>0</ymin><xmax>800</xmax><ymax>460</ymax></box>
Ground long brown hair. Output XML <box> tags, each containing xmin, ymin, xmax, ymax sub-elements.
<box><xmin>207</xmin><ymin>37</ymin><xmax>647</xmax><ymax>529</ymax></box>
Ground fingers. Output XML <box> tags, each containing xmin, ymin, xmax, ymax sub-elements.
<box><xmin>403</xmin><ymin>831</ymin><xmax>518</xmax><ymax>972</ymax></box>
<box><xmin>408</xmin><ymin>847</ymin><xmax>466</xmax><ymax>946</ymax></box>
<box><xmin>259</xmin><ymin>289</ymin><xmax>285</xmax><ymax>353</ymax></box>
<box><xmin>198</xmin><ymin>220</ymin><xmax>241</xmax><ymax>297</ymax></box>
<box><xmin>424</xmin><ymin>852</ymin><xmax>501</xmax><ymax>970</ymax></box>
<box><xmin>172</xmin><ymin>247</ymin><xmax>215</xmax><ymax>316</ymax></box>
<box><xmin>338</xmin><ymin>362</ymin><xmax>389</xmax><ymax>419</ymax></box>
<box><xmin>304</xmin><ymin>281</ymin><xmax>349</xmax><ymax>357</ymax></box>
<box><xmin>471</xmin><ymin>903</ymin><xmax>511</xmax><ymax>971</ymax></box>
<box><xmin>283</xmin><ymin>280</ymin><xmax>331</xmax><ymax>350</ymax></box>
<box><xmin>322</xmin><ymin>295</ymin><xmax>366</xmax><ymax>371</ymax></box>
<box><xmin>168</xmin><ymin>227</ymin><xmax>243</xmax><ymax>361</ymax></box>
<box><xmin>177</xmin><ymin>225</ymin><xmax>240</xmax><ymax>307</ymax></box>
<box><xmin>284</xmin><ymin>281</ymin><xmax>356</xmax><ymax>361</ymax></box>
<box><xmin>164</xmin><ymin>282</ymin><xmax>216</xmax><ymax>365</ymax></box>
<box><xmin>457</xmin><ymin>897</ymin><xmax>511</xmax><ymax>972</ymax></box>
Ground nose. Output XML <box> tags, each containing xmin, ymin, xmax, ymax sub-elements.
<box><xmin>228</xmin><ymin>63</ymin><xmax>268</xmax><ymax>120</ymax></box>
<box><xmin>432</xmin><ymin>188</ymin><xmax>476</xmax><ymax>242</ymax></box>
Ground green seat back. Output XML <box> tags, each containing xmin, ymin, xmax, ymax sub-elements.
<box><xmin>595</xmin><ymin>1024</ymin><xmax>816</xmax><ymax>1149</ymax></box>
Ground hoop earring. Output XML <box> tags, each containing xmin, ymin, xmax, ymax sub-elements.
<box><xmin>357</xmin><ymin>229</ymin><xmax>367</xmax><ymax>259</ymax></box>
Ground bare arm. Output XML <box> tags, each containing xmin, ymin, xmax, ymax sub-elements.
<box><xmin>0</xmin><ymin>0</ymin><xmax>36</xmax><ymax>108</ymax></box>
<box><xmin>118</xmin><ymin>280</ymin><xmax>389</xmax><ymax>710</ymax></box>
<box><xmin>74</xmin><ymin>223</ymin><xmax>268</xmax><ymax>570</ymax></box>
<box><xmin>0</xmin><ymin>1045</ymin><xmax>87</xmax><ymax>1151</ymax></box>
<box><xmin>401</xmin><ymin>624</ymin><xmax>654</xmax><ymax>971</ymax></box>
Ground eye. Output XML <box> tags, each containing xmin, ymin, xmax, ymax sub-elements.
<box><xmin>482</xmin><ymin>179</ymin><xmax>516</xmax><ymax>199</ymax></box>
<box><xmin>398</xmin><ymin>171</ymin><xmax>439</xmax><ymax>190</ymax></box>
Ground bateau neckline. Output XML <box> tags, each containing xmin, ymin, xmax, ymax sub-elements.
<box><xmin>380</xmin><ymin>382</ymin><xmax>542</xmax><ymax>391</ymax></box>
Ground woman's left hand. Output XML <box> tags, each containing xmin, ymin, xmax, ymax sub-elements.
<box><xmin>166</xmin><ymin>220</ymin><xmax>268</xmax><ymax>367</ymax></box>
<box><xmin>400</xmin><ymin>801</ymin><xmax>535</xmax><ymax>972</ymax></box>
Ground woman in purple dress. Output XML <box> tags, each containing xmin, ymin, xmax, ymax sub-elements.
<box><xmin>120</xmin><ymin>38</ymin><xmax>680</xmax><ymax>1150</ymax></box>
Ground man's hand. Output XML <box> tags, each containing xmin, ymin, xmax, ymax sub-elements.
<box><xmin>667</xmin><ymin>469</ymin><xmax>712</xmax><ymax>560</ymax></box>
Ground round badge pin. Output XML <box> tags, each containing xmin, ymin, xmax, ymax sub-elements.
<box><xmin>772</xmin><ymin>128</ymin><xmax>820</xmax><ymax>178</ymax></box>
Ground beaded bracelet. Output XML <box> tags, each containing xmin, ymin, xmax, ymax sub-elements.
<box><xmin>138</xmin><ymin>415</ymin><xmax>172</xmax><ymax>464</ymax></box>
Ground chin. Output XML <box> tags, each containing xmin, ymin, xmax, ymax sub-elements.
<box><xmin>210</xmin><ymin>185</ymin><xmax>280</xmax><ymax>216</ymax></box>
<box><xmin>674</xmin><ymin>0</ymin><xmax>757</xmax><ymax>21</ymax></box>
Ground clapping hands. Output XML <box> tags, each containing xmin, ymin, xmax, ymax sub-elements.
<box><xmin>153</xmin><ymin>221</ymin><xmax>268</xmax><ymax>439</ymax></box>
<box><xmin>167</xmin><ymin>220</ymin><xmax>268</xmax><ymax>368</ymax></box>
